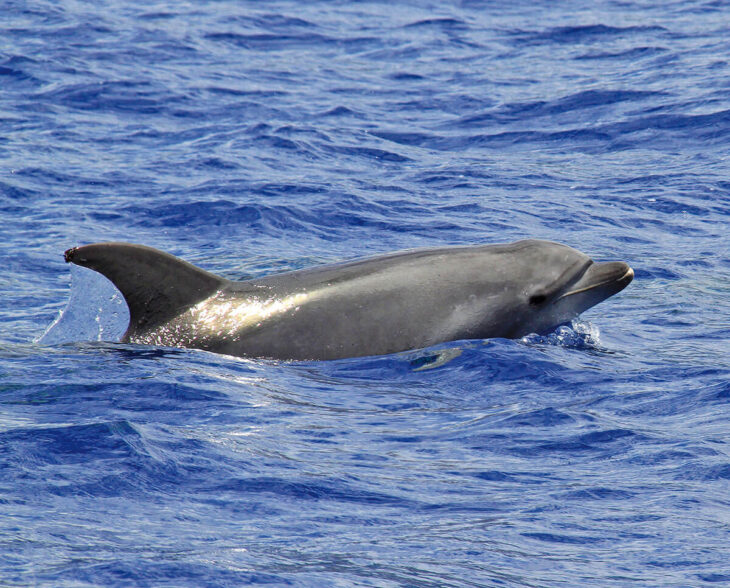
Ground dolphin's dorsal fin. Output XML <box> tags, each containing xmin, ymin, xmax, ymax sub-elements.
<box><xmin>64</xmin><ymin>242</ymin><xmax>225</xmax><ymax>339</ymax></box>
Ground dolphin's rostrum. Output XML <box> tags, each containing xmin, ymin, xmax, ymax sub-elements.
<box><xmin>64</xmin><ymin>240</ymin><xmax>633</xmax><ymax>360</ymax></box>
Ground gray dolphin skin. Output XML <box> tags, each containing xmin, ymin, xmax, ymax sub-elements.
<box><xmin>63</xmin><ymin>240</ymin><xmax>633</xmax><ymax>361</ymax></box>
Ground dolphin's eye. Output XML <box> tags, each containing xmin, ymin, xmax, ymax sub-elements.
<box><xmin>529</xmin><ymin>294</ymin><xmax>547</xmax><ymax>306</ymax></box>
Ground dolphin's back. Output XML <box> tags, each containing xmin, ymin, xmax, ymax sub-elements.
<box><xmin>218</xmin><ymin>244</ymin><xmax>523</xmax><ymax>359</ymax></box>
<box><xmin>245</xmin><ymin>241</ymin><xmax>537</xmax><ymax>289</ymax></box>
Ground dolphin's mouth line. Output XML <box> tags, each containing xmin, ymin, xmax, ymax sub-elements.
<box><xmin>555</xmin><ymin>266</ymin><xmax>634</xmax><ymax>301</ymax></box>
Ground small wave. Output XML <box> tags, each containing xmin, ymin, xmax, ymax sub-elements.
<box><xmin>451</xmin><ymin>90</ymin><xmax>666</xmax><ymax>127</ymax></box>
<box><xmin>530</xmin><ymin>428</ymin><xmax>642</xmax><ymax>456</ymax></box>
<box><xmin>497</xmin><ymin>407</ymin><xmax>577</xmax><ymax>428</ymax></box>
<box><xmin>576</xmin><ymin>46</ymin><xmax>669</xmax><ymax>60</ymax></box>
<box><xmin>521</xmin><ymin>531</ymin><xmax>604</xmax><ymax>545</ymax></box>
<box><xmin>0</xmin><ymin>63</ymin><xmax>41</xmax><ymax>87</ymax></box>
<box><xmin>36</xmin><ymin>80</ymin><xmax>179</xmax><ymax>115</ymax></box>
<box><xmin>209</xmin><ymin>476</ymin><xmax>417</xmax><ymax>507</ymax></box>
<box><xmin>43</xmin><ymin>561</ymin><xmax>288</xmax><ymax>587</ymax></box>
<box><xmin>509</xmin><ymin>24</ymin><xmax>668</xmax><ymax>46</ymax></box>
<box><xmin>403</xmin><ymin>18</ymin><xmax>469</xmax><ymax>31</ymax></box>
<box><xmin>227</xmin><ymin>13</ymin><xmax>318</xmax><ymax>32</ymax></box>
<box><xmin>0</xmin><ymin>420</ymin><xmax>142</xmax><ymax>465</ymax></box>
<box><xmin>204</xmin><ymin>31</ymin><xmax>333</xmax><ymax>50</ymax></box>
<box><xmin>322</xmin><ymin>143</ymin><xmax>412</xmax><ymax>163</ymax></box>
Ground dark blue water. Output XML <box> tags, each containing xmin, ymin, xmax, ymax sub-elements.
<box><xmin>2</xmin><ymin>1</ymin><xmax>729</xmax><ymax>585</ymax></box>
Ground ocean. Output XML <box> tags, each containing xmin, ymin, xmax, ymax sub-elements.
<box><xmin>1</xmin><ymin>0</ymin><xmax>729</xmax><ymax>585</ymax></box>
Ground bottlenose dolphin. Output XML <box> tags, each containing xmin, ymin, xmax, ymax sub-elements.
<box><xmin>63</xmin><ymin>240</ymin><xmax>633</xmax><ymax>361</ymax></box>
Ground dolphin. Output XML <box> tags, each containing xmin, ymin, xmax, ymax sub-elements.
<box><xmin>63</xmin><ymin>240</ymin><xmax>633</xmax><ymax>361</ymax></box>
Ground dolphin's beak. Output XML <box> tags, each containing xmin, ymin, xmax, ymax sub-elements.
<box><xmin>557</xmin><ymin>261</ymin><xmax>634</xmax><ymax>301</ymax></box>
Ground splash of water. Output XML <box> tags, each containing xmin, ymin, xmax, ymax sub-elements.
<box><xmin>521</xmin><ymin>319</ymin><xmax>601</xmax><ymax>349</ymax></box>
<box><xmin>37</xmin><ymin>265</ymin><xmax>129</xmax><ymax>345</ymax></box>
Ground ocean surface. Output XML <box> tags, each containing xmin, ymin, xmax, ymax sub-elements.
<box><xmin>2</xmin><ymin>0</ymin><xmax>729</xmax><ymax>585</ymax></box>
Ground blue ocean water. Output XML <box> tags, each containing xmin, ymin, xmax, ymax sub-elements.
<box><xmin>2</xmin><ymin>0</ymin><xmax>729</xmax><ymax>585</ymax></box>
